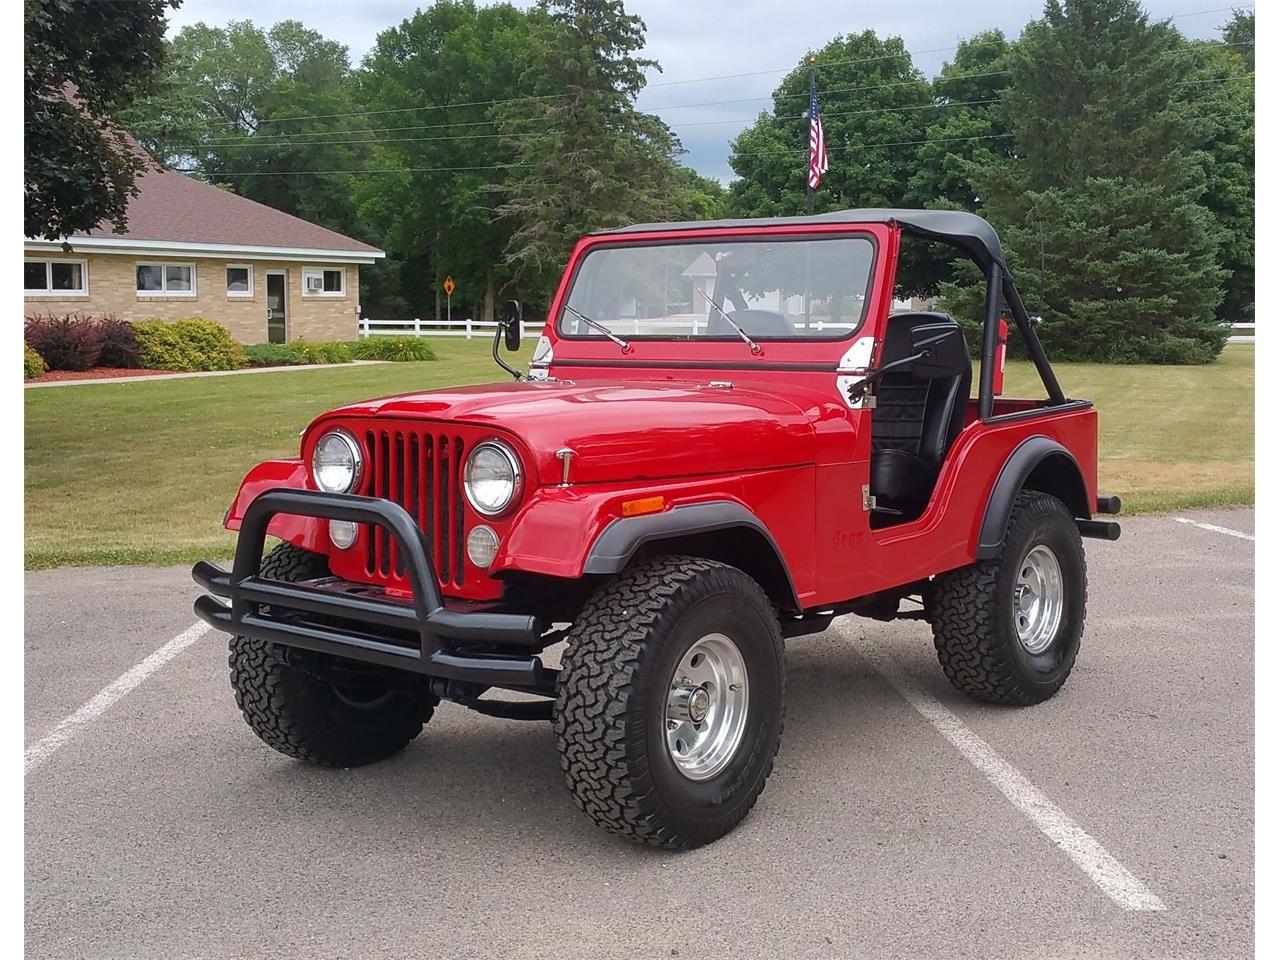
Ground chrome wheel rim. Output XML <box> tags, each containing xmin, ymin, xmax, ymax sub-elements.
<box><xmin>1014</xmin><ymin>544</ymin><xmax>1064</xmax><ymax>655</ymax></box>
<box><xmin>664</xmin><ymin>633</ymin><xmax>749</xmax><ymax>781</ymax></box>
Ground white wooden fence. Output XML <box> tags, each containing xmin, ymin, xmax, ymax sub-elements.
<box><xmin>1226</xmin><ymin>322</ymin><xmax>1255</xmax><ymax>344</ymax></box>
<box><xmin>359</xmin><ymin>317</ymin><xmax>541</xmax><ymax>339</ymax></box>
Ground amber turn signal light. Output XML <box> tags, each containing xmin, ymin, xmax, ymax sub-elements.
<box><xmin>621</xmin><ymin>495</ymin><xmax>667</xmax><ymax>517</ymax></box>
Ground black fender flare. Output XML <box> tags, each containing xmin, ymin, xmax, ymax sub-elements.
<box><xmin>976</xmin><ymin>436</ymin><xmax>1090</xmax><ymax>560</ymax></box>
<box><xmin>582</xmin><ymin>501</ymin><xmax>800</xmax><ymax>610</ymax></box>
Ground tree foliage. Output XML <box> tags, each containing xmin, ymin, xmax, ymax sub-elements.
<box><xmin>727</xmin><ymin>32</ymin><xmax>931</xmax><ymax>218</ymax></box>
<box><xmin>24</xmin><ymin>0</ymin><xmax>178</xmax><ymax>239</ymax></box>
<box><xmin>108</xmin><ymin>0</ymin><xmax>1251</xmax><ymax>360</ymax></box>
<box><xmin>355</xmin><ymin>0</ymin><xmax>532</xmax><ymax>321</ymax></box>
<box><xmin>940</xmin><ymin>0</ymin><xmax>1233</xmax><ymax>362</ymax></box>
<box><xmin>906</xmin><ymin>30</ymin><xmax>1014</xmax><ymax>210</ymax></box>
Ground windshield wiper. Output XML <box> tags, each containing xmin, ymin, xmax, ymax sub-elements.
<box><xmin>562</xmin><ymin>304</ymin><xmax>630</xmax><ymax>353</ymax></box>
<box><xmin>699</xmin><ymin>290</ymin><xmax>762</xmax><ymax>355</ymax></box>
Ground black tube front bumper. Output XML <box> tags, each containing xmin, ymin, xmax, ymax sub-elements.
<box><xmin>192</xmin><ymin>488</ymin><xmax>545</xmax><ymax>687</ymax></box>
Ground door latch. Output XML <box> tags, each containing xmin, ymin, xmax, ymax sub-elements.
<box><xmin>862</xmin><ymin>484</ymin><xmax>877</xmax><ymax>512</ymax></box>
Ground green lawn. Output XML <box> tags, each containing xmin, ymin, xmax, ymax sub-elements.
<box><xmin>24</xmin><ymin>340</ymin><xmax>1253</xmax><ymax>569</ymax></box>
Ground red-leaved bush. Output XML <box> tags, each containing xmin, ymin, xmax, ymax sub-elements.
<box><xmin>23</xmin><ymin>314</ymin><xmax>103</xmax><ymax>371</ymax></box>
<box><xmin>95</xmin><ymin>315</ymin><xmax>141</xmax><ymax>368</ymax></box>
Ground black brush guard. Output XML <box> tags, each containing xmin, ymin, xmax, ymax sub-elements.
<box><xmin>192</xmin><ymin>488</ymin><xmax>546</xmax><ymax>688</ymax></box>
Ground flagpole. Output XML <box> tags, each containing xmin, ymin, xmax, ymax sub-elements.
<box><xmin>806</xmin><ymin>58</ymin><xmax>815</xmax><ymax>216</ymax></box>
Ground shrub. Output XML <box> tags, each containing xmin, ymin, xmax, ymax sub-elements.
<box><xmin>24</xmin><ymin>343</ymin><xmax>46</xmax><ymax>380</ymax></box>
<box><xmin>291</xmin><ymin>339</ymin><xmax>353</xmax><ymax>365</ymax></box>
<box><xmin>95</xmin><ymin>315</ymin><xmax>141</xmax><ymax>368</ymax></box>
<box><xmin>24</xmin><ymin>313</ymin><xmax>102</xmax><ymax>371</ymax></box>
<box><xmin>1141</xmin><ymin>336</ymin><xmax>1218</xmax><ymax>365</ymax></box>
<box><xmin>133</xmin><ymin>318</ymin><xmax>247</xmax><ymax>372</ymax></box>
<box><xmin>244</xmin><ymin>342</ymin><xmax>307</xmax><ymax>367</ymax></box>
<box><xmin>351</xmin><ymin>336</ymin><xmax>437</xmax><ymax>362</ymax></box>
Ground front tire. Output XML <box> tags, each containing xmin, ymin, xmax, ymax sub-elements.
<box><xmin>228</xmin><ymin>542</ymin><xmax>438</xmax><ymax>767</ymax></box>
<box><xmin>931</xmin><ymin>491</ymin><xmax>1086</xmax><ymax>705</ymax></box>
<box><xmin>554</xmin><ymin>556</ymin><xmax>785</xmax><ymax>848</ymax></box>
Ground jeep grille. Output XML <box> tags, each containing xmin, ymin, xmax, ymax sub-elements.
<box><xmin>362</xmin><ymin>428</ymin><xmax>467</xmax><ymax>587</ymax></box>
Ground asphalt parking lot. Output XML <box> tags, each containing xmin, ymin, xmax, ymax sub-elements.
<box><xmin>25</xmin><ymin>508</ymin><xmax>1254</xmax><ymax>959</ymax></box>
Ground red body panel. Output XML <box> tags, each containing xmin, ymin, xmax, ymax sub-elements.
<box><xmin>223</xmin><ymin>219</ymin><xmax>1100</xmax><ymax>611</ymax></box>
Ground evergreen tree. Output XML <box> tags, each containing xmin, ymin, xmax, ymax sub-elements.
<box><xmin>942</xmin><ymin>0</ymin><xmax>1229</xmax><ymax>363</ymax></box>
<box><xmin>494</xmin><ymin>0</ymin><xmax>680</xmax><ymax>296</ymax></box>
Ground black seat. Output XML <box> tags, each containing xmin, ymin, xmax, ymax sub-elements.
<box><xmin>869</xmin><ymin>312</ymin><xmax>971</xmax><ymax>517</ymax></box>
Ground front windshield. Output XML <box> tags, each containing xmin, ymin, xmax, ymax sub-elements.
<box><xmin>558</xmin><ymin>235</ymin><xmax>875</xmax><ymax>341</ymax></box>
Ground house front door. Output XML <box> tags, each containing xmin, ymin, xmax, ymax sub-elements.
<box><xmin>266</xmin><ymin>271</ymin><xmax>287</xmax><ymax>343</ymax></box>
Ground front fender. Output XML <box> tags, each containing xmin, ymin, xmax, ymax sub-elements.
<box><xmin>490</xmin><ymin>468</ymin><xmax>808</xmax><ymax>602</ymax></box>
<box><xmin>224</xmin><ymin>458</ymin><xmax>327</xmax><ymax>554</ymax></box>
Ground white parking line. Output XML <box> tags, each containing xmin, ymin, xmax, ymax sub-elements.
<box><xmin>24</xmin><ymin>620</ymin><xmax>212</xmax><ymax>775</ymax></box>
<box><xmin>844</xmin><ymin>625</ymin><xmax>1168</xmax><ymax>912</ymax></box>
<box><xmin>1172</xmin><ymin>517</ymin><xmax>1254</xmax><ymax>542</ymax></box>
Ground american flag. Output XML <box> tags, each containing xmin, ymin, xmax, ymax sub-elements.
<box><xmin>808</xmin><ymin>73</ymin><xmax>828</xmax><ymax>191</ymax></box>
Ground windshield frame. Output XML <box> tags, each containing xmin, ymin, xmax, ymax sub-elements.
<box><xmin>553</xmin><ymin>230</ymin><xmax>880</xmax><ymax>345</ymax></box>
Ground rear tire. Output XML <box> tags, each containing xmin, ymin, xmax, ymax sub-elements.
<box><xmin>228</xmin><ymin>542</ymin><xmax>437</xmax><ymax>767</ymax></box>
<box><xmin>554</xmin><ymin>556</ymin><xmax>785</xmax><ymax>848</ymax></box>
<box><xmin>931</xmin><ymin>491</ymin><xmax>1086</xmax><ymax>705</ymax></box>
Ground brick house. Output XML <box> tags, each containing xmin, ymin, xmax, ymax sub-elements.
<box><xmin>24</xmin><ymin>165</ymin><xmax>384</xmax><ymax>344</ymax></box>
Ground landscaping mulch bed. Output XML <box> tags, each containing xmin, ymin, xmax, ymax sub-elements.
<box><xmin>30</xmin><ymin>367</ymin><xmax>183</xmax><ymax>383</ymax></box>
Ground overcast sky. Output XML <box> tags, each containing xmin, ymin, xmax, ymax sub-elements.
<box><xmin>165</xmin><ymin>0</ymin><xmax>1247</xmax><ymax>182</ymax></box>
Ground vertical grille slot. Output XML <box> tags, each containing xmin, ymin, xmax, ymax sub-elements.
<box><xmin>452</xmin><ymin>437</ymin><xmax>465</xmax><ymax>586</ymax></box>
<box><xmin>361</xmin><ymin>426</ymin><xmax>467</xmax><ymax>591</ymax></box>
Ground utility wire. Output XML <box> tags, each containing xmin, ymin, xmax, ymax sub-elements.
<box><xmin>170</xmin><ymin>106</ymin><xmax>1253</xmax><ymax>178</ymax></box>
<box><xmin>184</xmin><ymin>98</ymin><xmax>1003</xmax><ymax>150</ymax></box>
<box><xmin>152</xmin><ymin>66</ymin><xmax>1252</xmax><ymax>151</ymax></box>
<box><xmin>179</xmin><ymin>29</ymin><xmax>1253</xmax><ymax>131</ymax></box>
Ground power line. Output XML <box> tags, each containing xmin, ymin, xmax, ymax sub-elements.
<box><xmin>169</xmin><ymin>104</ymin><xmax>1251</xmax><ymax>178</ymax></box>
<box><xmin>171</xmin><ymin>161</ymin><xmax>531</xmax><ymax>176</ymax></box>
<box><xmin>182</xmin><ymin>98</ymin><xmax>1004</xmax><ymax>150</ymax></box>
<box><xmin>141</xmin><ymin>39</ymin><xmax>1254</xmax><ymax>151</ymax></box>
<box><xmin>149</xmin><ymin>69</ymin><xmax>1253</xmax><ymax>154</ymax></box>
<box><xmin>183</xmin><ymin>27</ymin><xmax>1252</xmax><ymax>131</ymax></box>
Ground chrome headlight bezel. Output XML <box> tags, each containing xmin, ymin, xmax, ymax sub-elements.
<box><xmin>311</xmin><ymin>428</ymin><xmax>364</xmax><ymax>494</ymax></box>
<box><xmin>463</xmin><ymin>440</ymin><xmax>523</xmax><ymax>517</ymax></box>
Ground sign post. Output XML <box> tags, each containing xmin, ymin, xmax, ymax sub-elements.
<box><xmin>443</xmin><ymin>275</ymin><xmax>456</xmax><ymax>327</ymax></box>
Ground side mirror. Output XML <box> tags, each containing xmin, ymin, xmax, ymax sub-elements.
<box><xmin>909</xmin><ymin>323</ymin><xmax>969</xmax><ymax>379</ymax></box>
<box><xmin>502</xmin><ymin>300</ymin><xmax>522</xmax><ymax>351</ymax></box>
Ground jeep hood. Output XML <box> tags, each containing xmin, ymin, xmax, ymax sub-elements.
<box><xmin>315</xmin><ymin>379</ymin><xmax>818</xmax><ymax>486</ymax></box>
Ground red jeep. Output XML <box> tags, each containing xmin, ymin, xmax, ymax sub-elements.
<box><xmin>194</xmin><ymin>209</ymin><xmax>1121</xmax><ymax>848</ymax></box>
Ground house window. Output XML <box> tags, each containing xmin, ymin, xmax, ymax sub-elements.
<box><xmin>302</xmin><ymin>267</ymin><xmax>345</xmax><ymax>297</ymax></box>
<box><xmin>137</xmin><ymin>262</ymin><xmax>196</xmax><ymax>296</ymax></box>
<box><xmin>226</xmin><ymin>265</ymin><xmax>253</xmax><ymax>297</ymax></box>
<box><xmin>24</xmin><ymin>259</ymin><xmax>88</xmax><ymax>295</ymax></box>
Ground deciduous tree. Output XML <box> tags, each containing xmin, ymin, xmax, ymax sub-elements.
<box><xmin>25</xmin><ymin>0</ymin><xmax>178</xmax><ymax>239</ymax></box>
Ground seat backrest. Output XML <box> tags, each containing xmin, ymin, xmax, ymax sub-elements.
<box><xmin>870</xmin><ymin>312</ymin><xmax>971</xmax><ymax>465</ymax></box>
<box><xmin>707</xmin><ymin>308</ymin><xmax>794</xmax><ymax>338</ymax></box>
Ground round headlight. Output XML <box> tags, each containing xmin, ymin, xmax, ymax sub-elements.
<box><xmin>312</xmin><ymin>429</ymin><xmax>363</xmax><ymax>493</ymax></box>
<box><xmin>464</xmin><ymin>441</ymin><xmax>522</xmax><ymax>516</ymax></box>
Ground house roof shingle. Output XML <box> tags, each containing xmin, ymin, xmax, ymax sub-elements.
<box><xmin>76</xmin><ymin>165</ymin><xmax>382</xmax><ymax>256</ymax></box>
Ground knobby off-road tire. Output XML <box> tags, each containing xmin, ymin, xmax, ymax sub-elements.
<box><xmin>228</xmin><ymin>542</ymin><xmax>438</xmax><ymax>767</ymax></box>
<box><xmin>554</xmin><ymin>556</ymin><xmax>785</xmax><ymax>849</ymax></box>
<box><xmin>931</xmin><ymin>490</ymin><xmax>1086</xmax><ymax>706</ymax></box>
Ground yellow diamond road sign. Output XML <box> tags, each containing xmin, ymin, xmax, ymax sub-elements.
<box><xmin>443</xmin><ymin>276</ymin><xmax>455</xmax><ymax>297</ymax></box>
